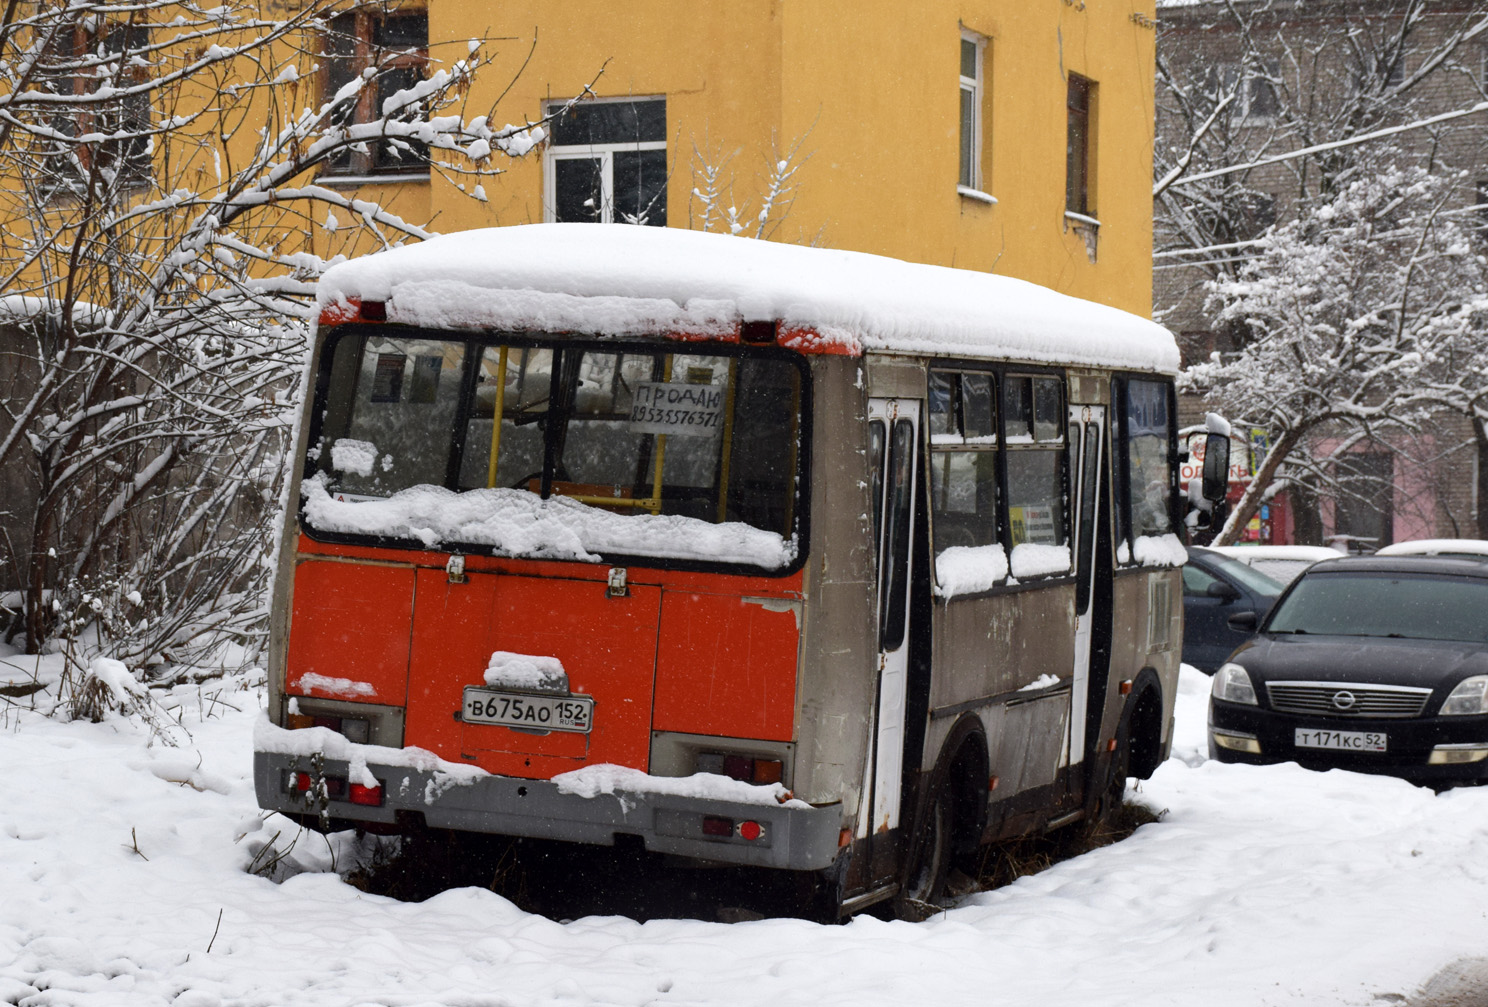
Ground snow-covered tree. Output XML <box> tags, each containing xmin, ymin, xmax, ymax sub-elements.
<box><xmin>688</xmin><ymin>129</ymin><xmax>814</xmax><ymax>242</ymax></box>
<box><xmin>1155</xmin><ymin>0</ymin><xmax>1488</xmax><ymax>542</ymax></box>
<box><xmin>0</xmin><ymin>0</ymin><xmax>563</xmax><ymax>657</ymax></box>
<box><xmin>1156</xmin><ymin>0</ymin><xmax>1488</xmax><ymax>287</ymax></box>
<box><xmin>1187</xmin><ymin>167</ymin><xmax>1488</xmax><ymax>544</ymax></box>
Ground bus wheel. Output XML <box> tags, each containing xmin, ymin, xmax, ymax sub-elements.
<box><xmin>895</xmin><ymin>786</ymin><xmax>951</xmax><ymax>920</ymax></box>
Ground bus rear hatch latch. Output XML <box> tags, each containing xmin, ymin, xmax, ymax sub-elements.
<box><xmin>606</xmin><ymin>567</ymin><xmax>629</xmax><ymax>599</ymax></box>
<box><xmin>446</xmin><ymin>554</ymin><xmax>467</xmax><ymax>585</ymax></box>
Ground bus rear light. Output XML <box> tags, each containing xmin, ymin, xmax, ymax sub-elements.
<box><xmin>738</xmin><ymin>820</ymin><xmax>763</xmax><ymax>841</ymax></box>
<box><xmin>701</xmin><ymin>816</ymin><xmax>734</xmax><ymax>837</ymax></box>
<box><xmin>701</xmin><ymin>752</ymin><xmax>785</xmax><ymax>785</ymax></box>
<box><xmin>360</xmin><ymin>300</ymin><xmax>387</xmax><ymax>321</ymax></box>
<box><xmin>349</xmin><ymin>783</ymin><xmax>384</xmax><ymax>806</ymax></box>
<box><xmin>287</xmin><ymin>712</ymin><xmax>370</xmax><ymax>744</ymax></box>
<box><xmin>740</xmin><ymin>319</ymin><xmax>777</xmax><ymax>344</ymax></box>
<box><xmin>751</xmin><ymin>760</ymin><xmax>784</xmax><ymax>785</ymax></box>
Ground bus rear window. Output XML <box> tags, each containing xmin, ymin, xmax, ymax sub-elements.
<box><xmin>304</xmin><ymin>331</ymin><xmax>805</xmax><ymax>570</ymax></box>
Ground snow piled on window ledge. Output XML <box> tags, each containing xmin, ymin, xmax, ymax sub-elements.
<box><xmin>1011</xmin><ymin>543</ymin><xmax>1072</xmax><ymax>580</ymax></box>
<box><xmin>935</xmin><ymin>543</ymin><xmax>1009</xmax><ymax>598</ymax></box>
<box><xmin>301</xmin><ymin>479</ymin><xmax>796</xmax><ymax>569</ymax></box>
<box><xmin>1133</xmin><ymin>533</ymin><xmax>1188</xmax><ymax>567</ymax></box>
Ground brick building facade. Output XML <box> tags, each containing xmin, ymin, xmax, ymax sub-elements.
<box><xmin>1155</xmin><ymin>0</ymin><xmax>1488</xmax><ymax>547</ymax></box>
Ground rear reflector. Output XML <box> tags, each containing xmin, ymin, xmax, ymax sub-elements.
<box><xmin>701</xmin><ymin>816</ymin><xmax>734</xmax><ymax>837</ymax></box>
<box><xmin>738</xmin><ymin>820</ymin><xmax>763</xmax><ymax>842</ymax></box>
<box><xmin>287</xmin><ymin>772</ymin><xmax>348</xmax><ymax>799</ymax></box>
<box><xmin>349</xmin><ymin>783</ymin><xmax>383</xmax><ymax>806</ymax></box>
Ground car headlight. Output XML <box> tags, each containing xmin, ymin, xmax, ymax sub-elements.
<box><xmin>1441</xmin><ymin>675</ymin><xmax>1488</xmax><ymax>716</ymax></box>
<box><xmin>1212</xmin><ymin>662</ymin><xmax>1258</xmax><ymax>706</ymax></box>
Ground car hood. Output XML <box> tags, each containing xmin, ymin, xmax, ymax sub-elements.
<box><xmin>1232</xmin><ymin>634</ymin><xmax>1488</xmax><ymax>690</ymax></box>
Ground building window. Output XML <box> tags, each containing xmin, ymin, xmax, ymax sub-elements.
<box><xmin>1334</xmin><ymin>451</ymin><xmax>1394</xmax><ymax>550</ymax></box>
<box><xmin>958</xmin><ymin>31</ymin><xmax>986</xmax><ymax>193</ymax></box>
<box><xmin>544</xmin><ymin>98</ymin><xmax>667</xmax><ymax>225</ymax></box>
<box><xmin>1221</xmin><ymin>61</ymin><xmax>1280</xmax><ymax>122</ymax></box>
<box><xmin>46</xmin><ymin>22</ymin><xmax>152</xmax><ymax>189</ymax></box>
<box><xmin>324</xmin><ymin>10</ymin><xmax>429</xmax><ymax>178</ymax></box>
<box><xmin>1065</xmin><ymin>74</ymin><xmax>1094</xmax><ymax>217</ymax></box>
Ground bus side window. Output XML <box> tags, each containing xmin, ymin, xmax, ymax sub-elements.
<box><xmin>881</xmin><ymin>418</ymin><xmax>916</xmax><ymax>650</ymax></box>
<box><xmin>928</xmin><ymin>368</ymin><xmax>999</xmax><ymax>569</ymax></box>
<box><xmin>869</xmin><ymin>419</ymin><xmax>886</xmax><ymax>588</ymax></box>
<box><xmin>1123</xmin><ymin>378</ymin><xmax>1175</xmax><ymax>540</ymax></box>
<box><xmin>1076</xmin><ymin>424</ymin><xmax>1100</xmax><ymax>612</ymax></box>
<box><xmin>1004</xmin><ymin>375</ymin><xmax>1069</xmax><ymax>558</ymax></box>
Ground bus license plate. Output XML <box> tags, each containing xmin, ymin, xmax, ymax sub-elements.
<box><xmin>462</xmin><ymin>688</ymin><xmax>594</xmax><ymax>734</ymax></box>
<box><xmin>1294</xmin><ymin>728</ymin><xmax>1386</xmax><ymax>752</ymax></box>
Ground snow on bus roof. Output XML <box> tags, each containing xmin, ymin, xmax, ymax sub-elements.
<box><xmin>318</xmin><ymin>224</ymin><xmax>1179</xmax><ymax>374</ymax></box>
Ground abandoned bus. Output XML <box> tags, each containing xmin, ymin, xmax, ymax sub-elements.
<box><xmin>255</xmin><ymin>224</ymin><xmax>1205</xmax><ymax>916</ymax></box>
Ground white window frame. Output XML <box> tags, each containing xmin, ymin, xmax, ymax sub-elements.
<box><xmin>543</xmin><ymin>96</ymin><xmax>667</xmax><ymax>224</ymax></box>
<box><xmin>958</xmin><ymin>30</ymin><xmax>988</xmax><ymax>197</ymax></box>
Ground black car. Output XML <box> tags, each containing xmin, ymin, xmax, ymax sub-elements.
<box><xmin>1182</xmin><ymin>547</ymin><xmax>1283</xmax><ymax>673</ymax></box>
<box><xmin>1209</xmin><ymin>555</ymin><xmax>1488</xmax><ymax>786</ymax></box>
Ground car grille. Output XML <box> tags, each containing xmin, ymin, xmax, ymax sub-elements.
<box><xmin>1265</xmin><ymin>681</ymin><xmax>1433</xmax><ymax>719</ymax></box>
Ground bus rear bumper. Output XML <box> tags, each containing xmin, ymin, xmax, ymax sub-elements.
<box><xmin>254</xmin><ymin>751</ymin><xmax>844</xmax><ymax>871</ymax></box>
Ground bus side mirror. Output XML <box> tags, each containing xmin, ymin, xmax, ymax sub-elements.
<box><xmin>1201</xmin><ymin>432</ymin><xmax>1230</xmax><ymax>504</ymax></box>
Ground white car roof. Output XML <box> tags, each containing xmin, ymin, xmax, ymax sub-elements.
<box><xmin>1206</xmin><ymin>545</ymin><xmax>1343</xmax><ymax>562</ymax></box>
<box><xmin>1374</xmin><ymin>539</ymin><xmax>1488</xmax><ymax>557</ymax></box>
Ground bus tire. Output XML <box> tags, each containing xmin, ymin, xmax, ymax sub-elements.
<box><xmin>1126</xmin><ymin>680</ymin><xmax>1166</xmax><ymax>780</ymax></box>
<box><xmin>895</xmin><ymin>782</ymin><xmax>951</xmax><ymax>920</ymax></box>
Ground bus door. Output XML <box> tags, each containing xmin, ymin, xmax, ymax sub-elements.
<box><xmin>859</xmin><ymin>399</ymin><xmax>920</xmax><ymax>842</ymax></box>
<box><xmin>1067</xmin><ymin>404</ymin><xmax>1108</xmax><ymax>768</ymax></box>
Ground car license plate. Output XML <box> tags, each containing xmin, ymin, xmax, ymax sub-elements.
<box><xmin>462</xmin><ymin>688</ymin><xmax>593</xmax><ymax>733</ymax></box>
<box><xmin>1294</xmin><ymin>728</ymin><xmax>1386</xmax><ymax>752</ymax></box>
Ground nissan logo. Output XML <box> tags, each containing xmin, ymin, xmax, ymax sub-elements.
<box><xmin>1331</xmin><ymin>690</ymin><xmax>1357</xmax><ymax>711</ymax></box>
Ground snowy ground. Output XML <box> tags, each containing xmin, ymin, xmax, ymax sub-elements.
<box><xmin>2</xmin><ymin>651</ymin><xmax>1486</xmax><ymax>1007</ymax></box>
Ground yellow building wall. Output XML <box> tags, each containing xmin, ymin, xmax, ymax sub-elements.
<box><xmin>318</xmin><ymin>0</ymin><xmax>1159</xmax><ymax>318</ymax></box>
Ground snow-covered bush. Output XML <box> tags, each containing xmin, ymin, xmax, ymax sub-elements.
<box><xmin>0</xmin><ymin>0</ymin><xmax>568</xmax><ymax>664</ymax></box>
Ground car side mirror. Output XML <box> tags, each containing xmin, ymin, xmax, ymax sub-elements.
<box><xmin>1207</xmin><ymin>581</ymin><xmax>1241</xmax><ymax>603</ymax></box>
<box><xmin>1227</xmin><ymin>610</ymin><xmax>1258</xmax><ymax>631</ymax></box>
<box><xmin>1202</xmin><ymin>432</ymin><xmax>1230</xmax><ymax>504</ymax></box>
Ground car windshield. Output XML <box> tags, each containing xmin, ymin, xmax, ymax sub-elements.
<box><xmin>301</xmin><ymin>328</ymin><xmax>806</xmax><ymax>570</ymax></box>
<box><xmin>1265</xmin><ymin>571</ymin><xmax>1488</xmax><ymax>642</ymax></box>
<box><xmin>1194</xmin><ymin>550</ymin><xmax>1283</xmax><ymax>598</ymax></box>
